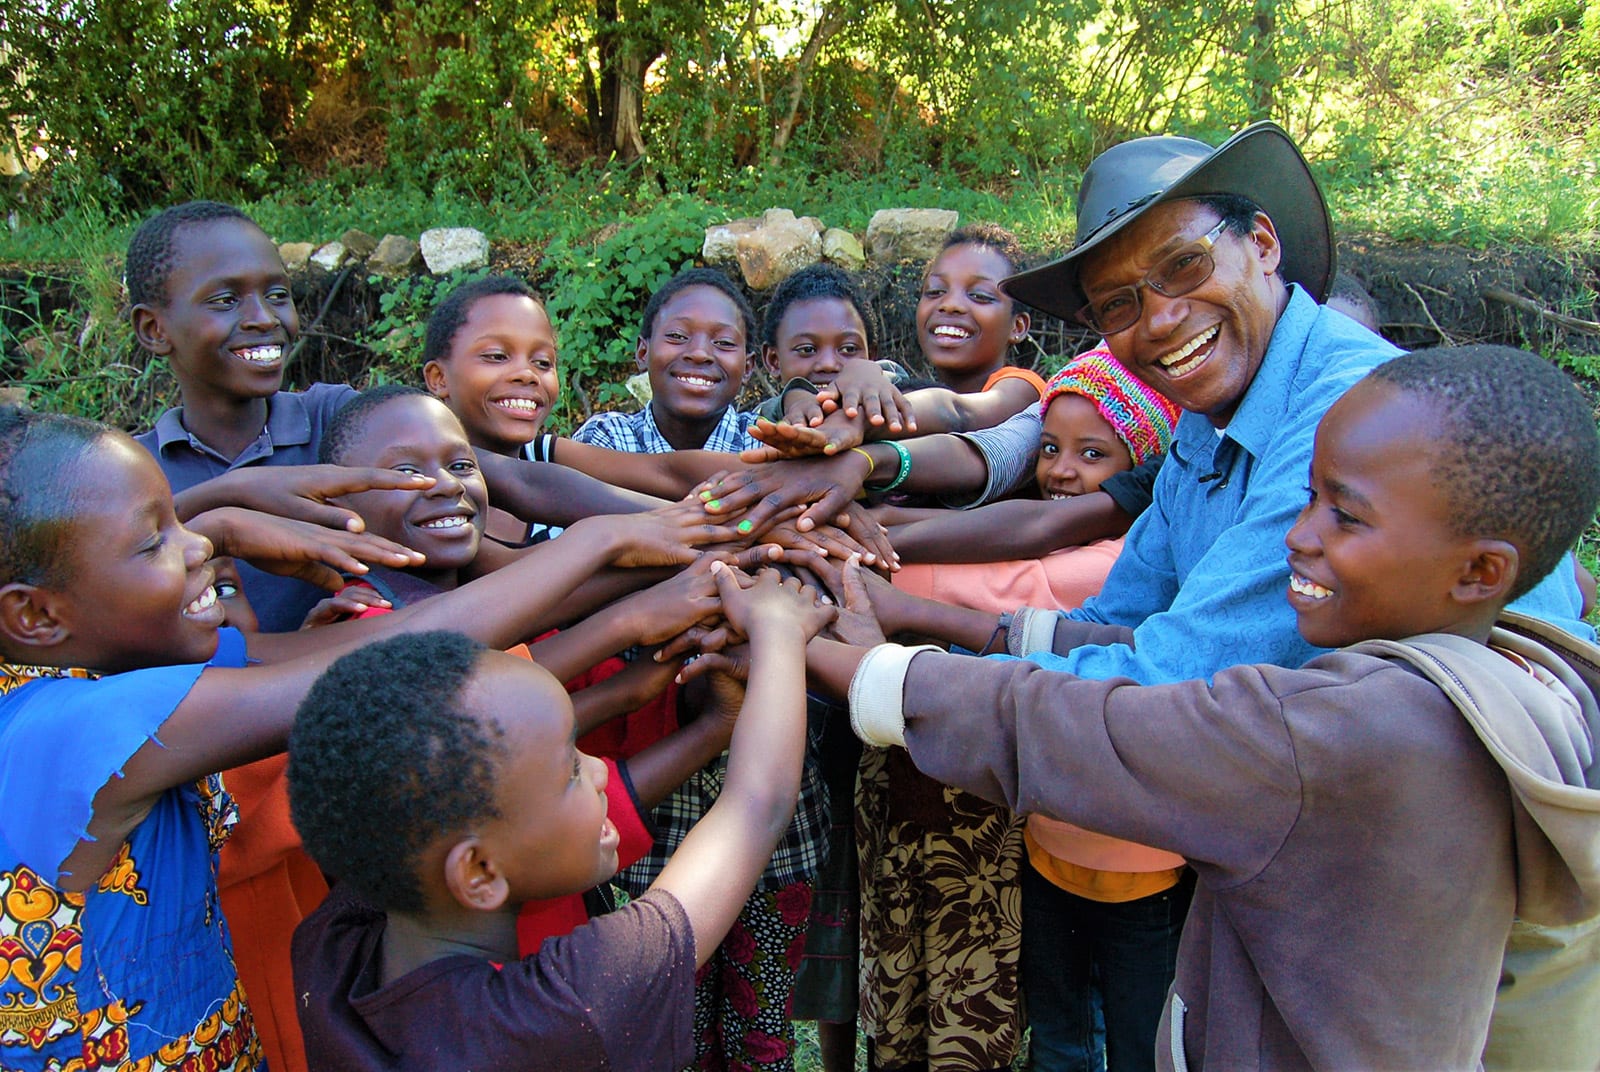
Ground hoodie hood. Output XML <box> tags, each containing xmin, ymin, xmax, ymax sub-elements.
<box><xmin>1353</xmin><ymin>611</ymin><xmax>1600</xmax><ymax>926</ymax></box>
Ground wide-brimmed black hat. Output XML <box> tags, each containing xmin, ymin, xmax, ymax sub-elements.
<box><xmin>1002</xmin><ymin>121</ymin><xmax>1334</xmax><ymax>322</ymax></box>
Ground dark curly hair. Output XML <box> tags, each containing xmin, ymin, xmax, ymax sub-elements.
<box><xmin>639</xmin><ymin>267</ymin><xmax>755</xmax><ymax>349</ymax></box>
<box><xmin>288</xmin><ymin>630</ymin><xmax>505</xmax><ymax>913</ymax></box>
<box><xmin>759</xmin><ymin>263</ymin><xmax>879</xmax><ymax>354</ymax></box>
<box><xmin>318</xmin><ymin>384</ymin><xmax>433</xmax><ymax>465</ymax></box>
<box><xmin>1367</xmin><ymin>345</ymin><xmax>1600</xmax><ymax>601</ymax></box>
<box><xmin>125</xmin><ymin>201</ymin><xmax>257</xmax><ymax>308</ymax></box>
<box><xmin>423</xmin><ymin>275</ymin><xmax>544</xmax><ymax>365</ymax></box>
<box><xmin>0</xmin><ymin>407</ymin><xmax>113</xmax><ymax>591</ymax></box>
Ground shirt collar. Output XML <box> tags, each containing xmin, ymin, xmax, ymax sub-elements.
<box><xmin>149</xmin><ymin>389</ymin><xmax>315</xmax><ymax>458</ymax></box>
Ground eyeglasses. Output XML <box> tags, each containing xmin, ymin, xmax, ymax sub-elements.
<box><xmin>1074</xmin><ymin>219</ymin><xmax>1230</xmax><ymax>335</ymax></box>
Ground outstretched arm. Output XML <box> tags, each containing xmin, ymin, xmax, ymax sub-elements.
<box><xmin>648</xmin><ymin>566</ymin><xmax>833</xmax><ymax>967</ymax></box>
<box><xmin>475</xmin><ymin>449</ymin><xmax>667</xmax><ymax>524</ymax></box>
<box><xmin>885</xmin><ymin>493</ymin><xmax>1131</xmax><ymax>564</ymax></box>
<box><xmin>551</xmin><ymin>437</ymin><xmax>751</xmax><ymax>500</ymax></box>
<box><xmin>69</xmin><ymin>508</ymin><xmax>737</xmax><ymax>888</ymax></box>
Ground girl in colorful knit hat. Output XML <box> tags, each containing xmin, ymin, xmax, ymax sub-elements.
<box><xmin>859</xmin><ymin>349</ymin><xmax>1178</xmax><ymax>1072</ymax></box>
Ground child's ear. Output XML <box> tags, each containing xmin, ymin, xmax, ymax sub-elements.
<box><xmin>634</xmin><ymin>336</ymin><xmax>651</xmax><ymax>373</ymax></box>
<box><xmin>761</xmin><ymin>345</ymin><xmax>780</xmax><ymax>379</ymax></box>
<box><xmin>441</xmin><ymin>836</ymin><xmax>510</xmax><ymax>913</ymax></box>
<box><xmin>1009</xmin><ymin>310</ymin><xmax>1032</xmax><ymax>345</ymax></box>
<box><xmin>1452</xmin><ymin>539</ymin><xmax>1519</xmax><ymax>607</ymax></box>
<box><xmin>740</xmin><ymin>350</ymin><xmax>755</xmax><ymax>385</ymax></box>
<box><xmin>0</xmin><ymin>583</ymin><xmax>71</xmax><ymax>655</ymax></box>
<box><xmin>131</xmin><ymin>303</ymin><xmax>173</xmax><ymax>356</ymax></box>
<box><xmin>422</xmin><ymin>360</ymin><xmax>450</xmax><ymax>400</ymax></box>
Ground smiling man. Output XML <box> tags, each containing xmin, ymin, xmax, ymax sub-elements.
<box><xmin>818</xmin><ymin>122</ymin><xmax>1594</xmax><ymax>1072</ymax></box>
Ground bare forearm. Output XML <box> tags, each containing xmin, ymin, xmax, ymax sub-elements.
<box><xmin>805</xmin><ymin>637</ymin><xmax>868</xmax><ymax>699</ymax></box>
<box><xmin>878</xmin><ymin>584</ymin><xmax>1001</xmax><ymax>650</ymax></box>
<box><xmin>622</xmin><ymin>712</ymin><xmax>730</xmax><ymax>808</ymax></box>
<box><xmin>171</xmin><ymin>473</ymin><xmax>249</xmax><ymax>520</ymax></box>
<box><xmin>477</xmin><ymin>450</ymin><xmax>666</xmax><ymax>525</ymax></box>
<box><xmin>527</xmin><ymin>604</ymin><xmax>637</xmax><ymax>683</ymax></box>
<box><xmin>861</xmin><ymin>435</ymin><xmax>989</xmax><ymax>497</ymax></box>
<box><xmin>889</xmin><ymin>494</ymin><xmax>1131</xmax><ymax>564</ymax></box>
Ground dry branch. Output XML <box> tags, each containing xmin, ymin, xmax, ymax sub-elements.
<box><xmin>1482</xmin><ymin>286</ymin><xmax>1600</xmax><ymax>337</ymax></box>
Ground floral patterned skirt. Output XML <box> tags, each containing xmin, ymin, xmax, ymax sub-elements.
<box><xmin>856</xmin><ymin>746</ymin><xmax>1025</xmax><ymax>1071</ymax></box>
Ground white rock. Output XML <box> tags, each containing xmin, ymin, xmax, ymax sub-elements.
<box><xmin>310</xmin><ymin>241</ymin><xmax>349</xmax><ymax>272</ymax></box>
<box><xmin>420</xmin><ymin>227</ymin><xmax>490</xmax><ymax>274</ymax></box>
<box><xmin>279</xmin><ymin>242</ymin><xmax>315</xmax><ymax>272</ymax></box>
<box><xmin>866</xmin><ymin>208</ymin><xmax>960</xmax><ymax>266</ymax></box>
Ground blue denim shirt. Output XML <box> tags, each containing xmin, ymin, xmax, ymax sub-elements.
<box><xmin>1025</xmin><ymin>287</ymin><xmax>1591</xmax><ymax>685</ymax></box>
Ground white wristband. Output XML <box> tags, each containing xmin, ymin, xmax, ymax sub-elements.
<box><xmin>848</xmin><ymin>643</ymin><xmax>941</xmax><ymax>747</ymax></box>
<box><xmin>1012</xmin><ymin>606</ymin><xmax>1059</xmax><ymax>656</ymax></box>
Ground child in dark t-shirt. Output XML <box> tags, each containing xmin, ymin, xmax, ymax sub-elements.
<box><xmin>289</xmin><ymin>565</ymin><xmax>833</xmax><ymax>1071</ymax></box>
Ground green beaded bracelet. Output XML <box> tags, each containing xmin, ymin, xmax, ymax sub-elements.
<box><xmin>880</xmin><ymin>440</ymin><xmax>912</xmax><ymax>492</ymax></box>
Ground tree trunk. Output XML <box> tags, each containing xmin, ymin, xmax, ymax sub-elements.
<box><xmin>769</xmin><ymin>1</ymin><xmax>846</xmax><ymax>166</ymax></box>
<box><xmin>1248</xmin><ymin>0</ymin><xmax>1277</xmax><ymax>121</ymax></box>
<box><xmin>593</xmin><ymin>0</ymin><xmax>656</xmax><ymax>162</ymax></box>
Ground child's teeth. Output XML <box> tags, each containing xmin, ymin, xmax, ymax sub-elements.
<box><xmin>1290</xmin><ymin>575</ymin><xmax>1332</xmax><ymax>599</ymax></box>
<box><xmin>235</xmin><ymin>345</ymin><xmax>282</xmax><ymax>364</ymax></box>
<box><xmin>186</xmin><ymin>586</ymin><xmax>217</xmax><ymax>614</ymax></box>
<box><xmin>421</xmin><ymin>516</ymin><xmax>470</xmax><ymax>529</ymax></box>
<box><xmin>496</xmin><ymin>399</ymin><xmax>540</xmax><ymax>412</ymax></box>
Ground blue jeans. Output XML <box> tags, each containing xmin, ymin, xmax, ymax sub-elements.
<box><xmin>1022</xmin><ymin>864</ymin><xmax>1194</xmax><ymax>1072</ymax></box>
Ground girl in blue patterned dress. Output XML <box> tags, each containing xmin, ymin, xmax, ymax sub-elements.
<box><xmin>0</xmin><ymin>407</ymin><xmax>720</xmax><ymax>1071</ymax></box>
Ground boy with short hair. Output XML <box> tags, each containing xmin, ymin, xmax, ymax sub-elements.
<box><xmin>287</xmin><ymin>564</ymin><xmax>833</xmax><ymax>1072</ymax></box>
<box><xmin>810</xmin><ymin>345</ymin><xmax>1600</xmax><ymax>1070</ymax></box>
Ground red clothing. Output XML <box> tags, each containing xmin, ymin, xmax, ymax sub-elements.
<box><xmin>514</xmin><ymin>758</ymin><xmax>655</xmax><ymax>953</ymax></box>
<box><xmin>219</xmin><ymin>756</ymin><xmax>327</xmax><ymax>1072</ymax></box>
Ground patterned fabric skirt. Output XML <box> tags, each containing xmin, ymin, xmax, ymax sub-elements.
<box><xmin>689</xmin><ymin>882</ymin><xmax>814</xmax><ymax>1071</ymax></box>
<box><xmin>857</xmin><ymin>746</ymin><xmax>1025</xmax><ymax>1072</ymax></box>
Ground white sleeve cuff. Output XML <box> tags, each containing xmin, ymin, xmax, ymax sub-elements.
<box><xmin>1011</xmin><ymin>606</ymin><xmax>1059</xmax><ymax>656</ymax></box>
<box><xmin>848</xmin><ymin>643</ymin><xmax>942</xmax><ymax>747</ymax></box>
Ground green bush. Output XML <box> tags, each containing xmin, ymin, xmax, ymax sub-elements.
<box><xmin>1</xmin><ymin>0</ymin><xmax>295</xmax><ymax>214</ymax></box>
<box><xmin>540</xmin><ymin>194</ymin><xmax>717</xmax><ymax>430</ymax></box>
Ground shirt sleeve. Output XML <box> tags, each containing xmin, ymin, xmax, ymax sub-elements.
<box><xmin>1050</xmin><ymin>401</ymin><xmax>1342</xmax><ymax>684</ymax></box>
<box><xmin>983</xmin><ymin>366</ymin><xmax>1049</xmax><ymax>397</ymax></box>
<box><xmin>943</xmin><ymin>408</ymin><xmax>1042</xmax><ymax>509</ymax></box>
<box><xmin>0</xmin><ymin>630</ymin><xmax>249</xmax><ymax>879</ymax></box>
<box><xmin>512</xmin><ymin>888</ymin><xmax>696</xmax><ymax>1071</ymax></box>
<box><xmin>0</xmin><ymin>663</ymin><xmax>207</xmax><ymax>877</ymax></box>
<box><xmin>890</xmin><ymin>647</ymin><xmax>1312</xmax><ymax>884</ymax></box>
<box><xmin>570</xmin><ymin>413</ymin><xmax>619</xmax><ymax>448</ymax></box>
<box><xmin>1099</xmin><ymin>454</ymin><xmax>1163</xmax><ymax>518</ymax></box>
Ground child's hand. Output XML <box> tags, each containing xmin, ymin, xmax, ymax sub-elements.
<box><xmin>578</xmin><ymin>499</ymin><xmax>742</xmax><ymax>568</ymax></box>
<box><xmin>299</xmin><ymin>585</ymin><xmax>392</xmax><ymax>628</ymax></box>
<box><xmin>710</xmin><ymin>562</ymin><xmax>836</xmax><ymax>643</ymax></box>
<box><xmin>193</xmin><ymin>464</ymin><xmax>436</xmax><ymax>532</ymax></box>
<box><xmin>698</xmin><ymin>454</ymin><xmax>873</xmax><ymax>537</ymax></box>
<box><xmin>743</xmin><ymin>417</ymin><xmax>835</xmax><ymax>461</ymax></box>
<box><xmin>834</xmin><ymin>501</ymin><xmax>899</xmax><ymax>571</ymax></box>
<box><xmin>617</xmin><ymin>559</ymin><xmax>725</xmax><ymax>646</ymax></box>
<box><xmin>191</xmin><ymin>507</ymin><xmax>425</xmax><ymax>590</ymax></box>
<box><xmin>603</xmin><ymin>648</ymin><xmax>684</xmax><ymax>709</ymax></box>
<box><xmin>827</xmin><ymin>556</ymin><xmax>888</xmax><ymax>647</ymax></box>
<box><xmin>818</xmin><ymin>360</ymin><xmax>915</xmax><ymax>434</ymax></box>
